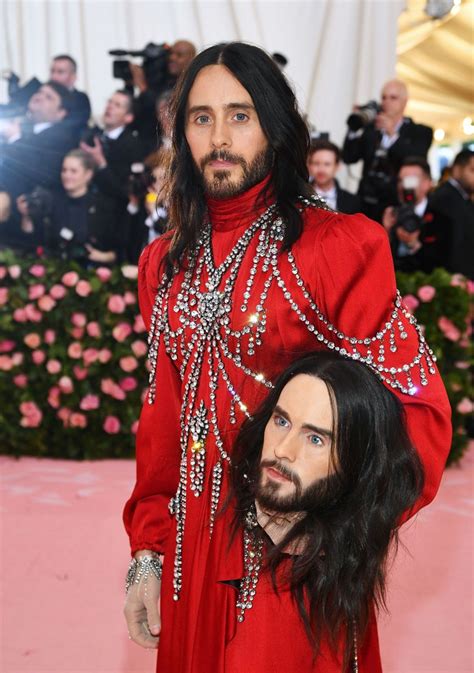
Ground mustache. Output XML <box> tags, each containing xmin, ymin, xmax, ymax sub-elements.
<box><xmin>199</xmin><ymin>149</ymin><xmax>247</xmax><ymax>171</ymax></box>
<box><xmin>260</xmin><ymin>459</ymin><xmax>302</xmax><ymax>489</ymax></box>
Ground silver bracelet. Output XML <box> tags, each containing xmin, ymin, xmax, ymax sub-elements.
<box><xmin>125</xmin><ymin>555</ymin><xmax>163</xmax><ymax>593</ymax></box>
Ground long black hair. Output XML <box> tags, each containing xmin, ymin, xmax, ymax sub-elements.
<box><xmin>163</xmin><ymin>42</ymin><xmax>318</xmax><ymax>280</ymax></box>
<box><xmin>230</xmin><ymin>351</ymin><xmax>424</xmax><ymax>666</ymax></box>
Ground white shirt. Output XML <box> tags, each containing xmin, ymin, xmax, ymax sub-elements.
<box><xmin>104</xmin><ymin>125</ymin><xmax>125</xmax><ymax>140</ymax></box>
<box><xmin>314</xmin><ymin>184</ymin><xmax>337</xmax><ymax>211</ymax></box>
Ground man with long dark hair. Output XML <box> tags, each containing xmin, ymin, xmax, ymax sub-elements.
<box><xmin>123</xmin><ymin>42</ymin><xmax>451</xmax><ymax>672</ymax></box>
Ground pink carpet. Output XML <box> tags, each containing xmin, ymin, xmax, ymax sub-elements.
<box><xmin>1</xmin><ymin>448</ymin><xmax>472</xmax><ymax>673</ymax></box>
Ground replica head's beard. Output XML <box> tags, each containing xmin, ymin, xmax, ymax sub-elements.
<box><xmin>198</xmin><ymin>146</ymin><xmax>273</xmax><ymax>199</ymax></box>
<box><xmin>256</xmin><ymin>459</ymin><xmax>342</xmax><ymax>514</ymax></box>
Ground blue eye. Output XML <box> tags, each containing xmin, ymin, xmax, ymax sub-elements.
<box><xmin>196</xmin><ymin>115</ymin><xmax>210</xmax><ymax>124</ymax></box>
<box><xmin>234</xmin><ymin>112</ymin><xmax>248</xmax><ymax>122</ymax></box>
<box><xmin>273</xmin><ymin>414</ymin><xmax>288</xmax><ymax>428</ymax></box>
<box><xmin>309</xmin><ymin>434</ymin><xmax>322</xmax><ymax>446</ymax></box>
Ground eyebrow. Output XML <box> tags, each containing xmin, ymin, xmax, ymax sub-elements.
<box><xmin>273</xmin><ymin>405</ymin><xmax>334</xmax><ymax>440</ymax></box>
<box><xmin>188</xmin><ymin>102</ymin><xmax>255</xmax><ymax>115</ymax></box>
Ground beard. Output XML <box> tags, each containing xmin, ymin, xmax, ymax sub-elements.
<box><xmin>256</xmin><ymin>459</ymin><xmax>343</xmax><ymax>514</ymax></box>
<box><xmin>198</xmin><ymin>146</ymin><xmax>273</xmax><ymax>199</ymax></box>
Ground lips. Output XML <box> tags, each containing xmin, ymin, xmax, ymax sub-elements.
<box><xmin>265</xmin><ymin>466</ymin><xmax>291</xmax><ymax>482</ymax></box>
<box><xmin>208</xmin><ymin>160</ymin><xmax>236</xmax><ymax>168</ymax></box>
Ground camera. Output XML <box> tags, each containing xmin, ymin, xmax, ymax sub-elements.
<box><xmin>395</xmin><ymin>176</ymin><xmax>422</xmax><ymax>233</ymax></box>
<box><xmin>128</xmin><ymin>163</ymin><xmax>154</xmax><ymax>200</ymax></box>
<box><xmin>346</xmin><ymin>100</ymin><xmax>382</xmax><ymax>132</ymax></box>
<box><xmin>109</xmin><ymin>43</ymin><xmax>170</xmax><ymax>93</ymax></box>
<box><xmin>25</xmin><ymin>187</ymin><xmax>53</xmax><ymax>221</ymax></box>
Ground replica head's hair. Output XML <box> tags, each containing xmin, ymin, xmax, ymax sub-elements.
<box><xmin>230</xmin><ymin>351</ymin><xmax>424</xmax><ymax>666</ymax></box>
<box><xmin>162</xmin><ymin>41</ymin><xmax>321</xmax><ymax>282</ymax></box>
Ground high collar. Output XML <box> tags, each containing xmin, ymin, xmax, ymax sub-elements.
<box><xmin>205</xmin><ymin>174</ymin><xmax>273</xmax><ymax>232</ymax></box>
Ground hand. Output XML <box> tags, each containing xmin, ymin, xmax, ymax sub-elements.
<box><xmin>375</xmin><ymin>113</ymin><xmax>397</xmax><ymax>137</ymax></box>
<box><xmin>85</xmin><ymin>244</ymin><xmax>116</xmax><ymax>264</ymax></box>
<box><xmin>16</xmin><ymin>194</ymin><xmax>29</xmax><ymax>217</ymax></box>
<box><xmin>396</xmin><ymin>228</ymin><xmax>421</xmax><ymax>249</ymax></box>
<box><xmin>382</xmin><ymin>206</ymin><xmax>396</xmax><ymax>231</ymax></box>
<box><xmin>1</xmin><ymin>117</ymin><xmax>21</xmax><ymax>141</ymax></box>
<box><xmin>130</xmin><ymin>64</ymin><xmax>147</xmax><ymax>93</ymax></box>
<box><xmin>79</xmin><ymin>137</ymin><xmax>107</xmax><ymax>169</ymax></box>
<box><xmin>124</xmin><ymin>555</ymin><xmax>161</xmax><ymax>649</ymax></box>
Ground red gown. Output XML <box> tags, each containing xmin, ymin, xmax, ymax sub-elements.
<box><xmin>123</xmin><ymin>178</ymin><xmax>451</xmax><ymax>673</ymax></box>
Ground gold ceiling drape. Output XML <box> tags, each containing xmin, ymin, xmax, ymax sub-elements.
<box><xmin>397</xmin><ymin>0</ymin><xmax>474</xmax><ymax>141</ymax></box>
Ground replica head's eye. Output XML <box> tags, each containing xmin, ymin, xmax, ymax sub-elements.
<box><xmin>273</xmin><ymin>413</ymin><xmax>289</xmax><ymax>429</ymax></box>
<box><xmin>308</xmin><ymin>434</ymin><xmax>323</xmax><ymax>446</ymax></box>
<box><xmin>233</xmin><ymin>112</ymin><xmax>249</xmax><ymax>122</ymax></box>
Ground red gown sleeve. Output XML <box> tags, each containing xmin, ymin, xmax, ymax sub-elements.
<box><xmin>122</xmin><ymin>238</ymin><xmax>181</xmax><ymax>555</ymax></box>
<box><xmin>305</xmin><ymin>211</ymin><xmax>452</xmax><ymax>519</ymax></box>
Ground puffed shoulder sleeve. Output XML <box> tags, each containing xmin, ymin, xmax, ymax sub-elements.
<box><xmin>307</xmin><ymin>211</ymin><xmax>452</xmax><ymax>519</ymax></box>
<box><xmin>123</xmin><ymin>237</ymin><xmax>182</xmax><ymax>555</ymax></box>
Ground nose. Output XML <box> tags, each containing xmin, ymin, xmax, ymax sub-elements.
<box><xmin>273</xmin><ymin>432</ymin><xmax>298</xmax><ymax>463</ymax></box>
<box><xmin>211</xmin><ymin>116</ymin><xmax>231</xmax><ymax>150</ymax></box>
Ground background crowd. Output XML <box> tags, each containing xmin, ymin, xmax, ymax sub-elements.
<box><xmin>0</xmin><ymin>42</ymin><xmax>473</xmax><ymax>279</ymax></box>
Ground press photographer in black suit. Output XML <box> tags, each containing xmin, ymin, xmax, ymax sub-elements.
<box><xmin>49</xmin><ymin>54</ymin><xmax>91</xmax><ymax>140</ymax></box>
<box><xmin>307</xmin><ymin>140</ymin><xmax>360</xmax><ymax>214</ymax></box>
<box><xmin>430</xmin><ymin>149</ymin><xmax>474</xmax><ymax>279</ymax></box>
<box><xmin>0</xmin><ymin>82</ymin><xmax>77</xmax><ymax>199</ymax></box>
<box><xmin>382</xmin><ymin>157</ymin><xmax>450</xmax><ymax>274</ymax></box>
<box><xmin>343</xmin><ymin>80</ymin><xmax>433</xmax><ymax>222</ymax></box>
<box><xmin>80</xmin><ymin>90</ymin><xmax>145</xmax><ymax>203</ymax></box>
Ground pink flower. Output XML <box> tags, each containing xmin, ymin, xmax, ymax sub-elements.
<box><xmin>417</xmin><ymin>285</ymin><xmax>436</xmax><ymax>302</ymax></box>
<box><xmin>28</xmin><ymin>284</ymin><xmax>46</xmax><ymax>300</ymax></box>
<box><xmin>120</xmin><ymin>356</ymin><xmax>138</xmax><ymax>372</ymax></box>
<box><xmin>0</xmin><ymin>288</ymin><xmax>8</xmax><ymax>305</ymax></box>
<box><xmin>76</xmin><ymin>280</ymin><xmax>92</xmax><ymax>297</ymax></box>
<box><xmin>101</xmin><ymin>377</ymin><xmax>125</xmax><ymax>400</ymax></box>
<box><xmin>456</xmin><ymin>397</ymin><xmax>473</xmax><ymax>414</ymax></box>
<box><xmin>96</xmin><ymin>266</ymin><xmax>112</xmax><ymax>282</ymax></box>
<box><xmin>450</xmin><ymin>274</ymin><xmax>466</xmax><ymax>288</ymax></box>
<box><xmin>86</xmin><ymin>322</ymin><xmax>101</xmax><ymax>338</ymax></box>
<box><xmin>13</xmin><ymin>308</ymin><xmax>27</xmax><ymax>322</ymax></box>
<box><xmin>108</xmin><ymin>294</ymin><xmax>126</xmax><ymax>314</ymax></box>
<box><xmin>79</xmin><ymin>394</ymin><xmax>100</xmax><ymax>411</ymax></box>
<box><xmin>57</xmin><ymin>407</ymin><xmax>72</xmax><ymax>426</ymax></box>
<box><xmin>402</xmin><ymin>294</ymin><xmax>419</xmax><ymax>312</ymax></box>
<box><xmin>83</xmin><ymin>348</ymin><xmax>99</xmax><ymax>366</ymax></box>
<box><xmin>0</xmin><ymin>340</ymin><xmax>16</xmax><ymax>353</ymax></box>
<box><xmin>67</xmin><ymin>342</ymin><xmax>83</xmax><ymax>359</ymax></box>
<box><xmin>131</xmin><ymin>420</ymin><xmax>139</xmax><ymax>434</ymax></box>
<box><xmin>11</xmin><ymin>352</ymin><xmax>24</xmax><ymax>366</ymax></box>
<box><xmin>98</xmin><ymin>348</ymin><xmax>112</xmax><ymax>364</ymax></box>
<box><xmin>46</xmin><ymin>359</ymin><xmax>62</xmax><ymax>374</ymax></box>
<box><xmin>467</xmin><ymin>280</ymin><xmax>474</xmax><ymax>295</ymax></box>
<box><xmin>24</xmin><ymin>333</ymin><xmax>41</xmax><ymax>349</ymax></box>
<box><xmin>71</xmin><ymin>312</ymin><xmax>87</xmax><ymax>327</ymax></box>
<box><xmin>121</xmin><ymin>265</ymin><xmax>138</xmax><ymax>280</ymax></box>
<box><xmin>0</xmin><ymin>355</ymin><xmax>13</xmax><ymax>371</ymax></box>
<box><xmin>455</xmin><ymin>361</ymin><xmax>470</xmax><ymax>370</ymax></box>
<box><xmin>19</xmin><ymin>401</ymin><xmax>43</xmax><ymax>428</ymax></box>
<box><xmin>120</xmin><ymin>376</ymin><xmax>137</xmax><ymax>392</ymax></box>
<box><xmin>131</xmin><ymin>340</ymin><xmax>147</xmax><ymax>358</ymax></box>
<box><xmin>70</xmin><ymin>412</ymin><xmax>88</xmax><ymax>428</ymax></box>
<box><xmin>8</xmin><ymin>265</ymin><xmax>21</xmax><ymax>279</ymax></box>
<box><xmin>71</xmin><ymin>327</ymin><xmax>84</xmax><ymax>340</ymax></box>
<box><xmin>438</xmin><ymin>316</ymin><xmax>461</xmax><ymax>342</ymax></box>
<box><xmin>31</xmin><ymin>349</ymin><xmax>46</xmax><ymax>365</ymax></box>
<box><xmin>50</xmin><ymin>284</ymin><xmax>67</xmax><ymax>300</ymax></box>
<box><xmin>29</xmin><ymin>264</ymin><xmax>45</xmax><ymax>278</ymax></box>
<box><xmin>134</xmin><ymin>314</ymin><xmax>146</xmax><ymax>333</ymax></box>
<box><xmin>124</xmin><ymin>291</ymin><xmax>136</xmax><ymax>305</ymax></box>
<box><xmin>58</xmin><ymin>375</ymin><xmax>74</xmax><ymax>394</ymax></box>
<box><xmin>73</xmin><ymin>365</ymin><xmax>88</xmax><ymax>380</ymax></box>
<box><xmin>0</xmin><ymin>266</ymin><xmax>6</xmax><ymax>279</ymax></box>
<box><xmin>62</xmin><ymin>271</ymin><xmax>79</xmax><ymax>287</ymax></box>
<box><xmin>44</xmin><ymin>329</ymin><xmax>56</xmax><ymax>344</ymax></box>
<box><xmin>24</xmin><ymin>303</ymin><xmax>42</xmax><ymax>322</ymax></box>
<box><xmin>103</xmin><ymin>415</ymin><xmax>121</xmax><ymax>434</ymax></box>
<box><xmin>48</xmin><ymin>386</ymin><xmax>61</xmax><ymax>408</ymax></box>
<box><xmin>37</xmin><ymin>295</ymin><xmax>56</xmax><ymax>312</ymax></box>
<box><xmin>112</xmin><ymin>322</ymin><xmax>133</xmax><ymax>342</ymax></box>
<box><xmin>13</xmin><ymin>374</ymin><xmax>28</xmax><ymax>388</ymax></box>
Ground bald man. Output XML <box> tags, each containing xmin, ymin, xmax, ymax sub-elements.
<box><xmin>342</xmin><ymin>78</ymin><xmax>433</xmax><ymax>222</ymax></box>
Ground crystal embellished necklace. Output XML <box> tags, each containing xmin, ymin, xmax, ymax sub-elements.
<box><xmin>146</xmin><ymin>195</ymin><xmax>437</xmax><ymax>602</ymax></box>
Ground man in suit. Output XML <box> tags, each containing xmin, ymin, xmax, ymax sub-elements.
<box><xmin>430</xmin><ymin>149</ymin><xmax>474</xmax><ymax>279</ymax></box>
<box><xmin>307</xmin><ymin>140</ymin><xmax>360</xmax><ymax>214</ymax></box>
<box><xmin>50</xmin><ymin>54</ymin><xmax>91</xmax><ymax>140</ymax></box>
<box><xmin>342</xmin><ymin>79</ymin><xmax>433</xmax><ymax>222</ymax></box>
<box><xmin>0</xmin><ymin>81</ymin><xmax>77</xmax><ymax>199</ymax></box>
<box><xmin>382</xmin><ymin>157</ymin><xmax>451</xmax><ymax>274</ymax></box>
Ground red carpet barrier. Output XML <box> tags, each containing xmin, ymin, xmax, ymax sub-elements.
<box><xmin>0</xmin><ymin>253</ymin><xmax>472</xmax><ymax>463</ymax></box>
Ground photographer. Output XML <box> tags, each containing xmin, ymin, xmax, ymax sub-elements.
<box><xmin>125</xmin><ymin>150</ymin><xmax>169</xmax><ymax>264</ymax></box>
<box><xmin>382</xmin><ymin>157</ymin><xmax>450</xmax><ymax>273</ymax></box>
<box><xmin>17</xmin><ymin>150</ymin><xmax>120</xmax><ymax>266</ymax></box>
<box><xmin>342</xmin><ymin>80</ymin><xmax>433</xmax><ymax>222</ymax></box>
<box><xmin>49</xmin><ymin>54</ymin><xmax>91</xmax><ymax>140</ymax></box>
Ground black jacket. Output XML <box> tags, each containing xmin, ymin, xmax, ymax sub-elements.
<box><xmin>335</xmin><ymin>182</ymin><xmax>361</xmax><ymax>214</ymax></box>
<box><xmin>429</xmin><ymin>180</ymin><xmax>474</xmax><ymax>279</ymax></box>
<box><xmin>0</xmin><ymin>121</ymin><xmax>77</xmax><ymax>198</ymax></box>
<box><xmin>64</xmin><ymin>89</ymin><xmax>91</xmax><ymax>142</ymax></box>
